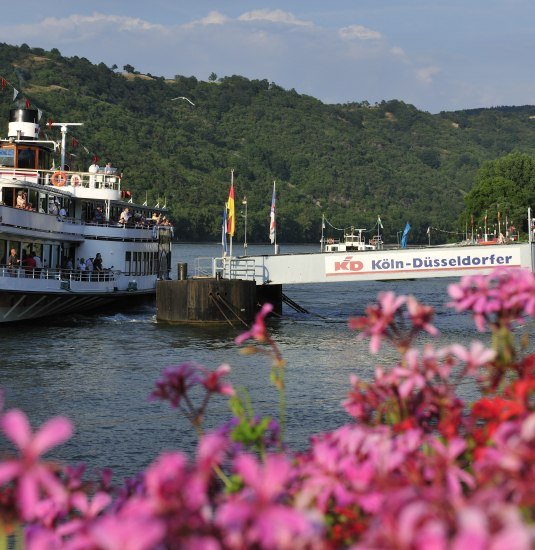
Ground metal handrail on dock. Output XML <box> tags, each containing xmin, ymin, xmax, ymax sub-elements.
<box><xmin>212</xmin><ymin>257</ymin><xmax>257</xmax><ymax>280</ymax></box>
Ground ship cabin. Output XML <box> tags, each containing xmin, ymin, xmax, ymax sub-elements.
<box><xmin>0</xmin><ymin>108</ymin><xmax>170</xmax><ymax>227</ymax></box>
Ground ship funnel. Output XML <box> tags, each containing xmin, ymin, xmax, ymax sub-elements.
<box><xmin>8</xmin><ymin>108</ymin><xmax>40</xmax><ymax>140</ymax></box>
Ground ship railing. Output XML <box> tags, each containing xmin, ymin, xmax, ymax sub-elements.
<box><xmin>0</xmin><ymin>168</ymin><xmax>122</xmax><ymax>191</ymax></box>
<box><xmin>0</xmin><ymin>266</ymin><xmax>118</xmax><ymax>282</ymax></box>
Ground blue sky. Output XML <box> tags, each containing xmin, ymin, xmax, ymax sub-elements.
<box><xmin>2</xmin><ymin>0</ymin><xmax>534</xmax><ymax>113</ymax></box>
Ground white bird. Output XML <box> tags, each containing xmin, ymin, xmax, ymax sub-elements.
<box><xmin>171</xmin><ymin>96</ymin><xmax>195</xmax><ymax>106</ymax></box>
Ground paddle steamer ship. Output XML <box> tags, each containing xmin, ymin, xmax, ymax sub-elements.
<box><xmin>0</xmin><ymin>107</ymin><xmax>173</xmax><ymax>322</ymax></box>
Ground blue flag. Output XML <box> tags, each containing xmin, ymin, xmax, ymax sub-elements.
<box><xmin>221</xmin><ymin>207</ymin><xmax>228</xmax><ymax>256</ymax></box>
<box><xmin>401</xmin><ymin>222</ymin><xmax>411</xmax><ymax>248</ymax></box>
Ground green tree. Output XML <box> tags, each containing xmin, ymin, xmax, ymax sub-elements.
<box><xmin>463</xmin><ymin>152</ymin><xmax>535</xmax><ymax>233</ymax></box>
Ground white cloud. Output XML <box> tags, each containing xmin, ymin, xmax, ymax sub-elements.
<box><xmin>390</xmin><ymin>46</ymin><xmax>406</xmax><ymax>58</ymax></box>
<box><xmin>185</xmin><ymin>11</ymin><xmax>230</xmax><ymax>27</ymax></box>
<box><xmin>238</xmin><ymin>9</ymin><xmax>313</xmax><ymax>27</ymax></box>
<box><xmin>9</xmin><ymin>12</ymin><xmax>166</xmax><ymax>43</ymax></box>
<box><xmin>416</xmin><ymin>66</ymin><xmax>441</xmax><ymax>84</ymax></box>
<box><xmin>339</xmin><ymin>24</ymin><xmax>381</xmax><ymax>41</ymax></box>
<box><xmin>44</xmin><ymin>12</ymin><xmax>163</xmax><ymax>32</ymax></box>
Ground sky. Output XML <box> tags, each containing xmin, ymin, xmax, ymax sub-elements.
<box><xmin>1</xmin><ymin>0</ymin><xmax>534</xmax><ymax>113</ymax></box>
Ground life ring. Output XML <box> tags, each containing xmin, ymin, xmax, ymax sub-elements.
<box><xmin>51</xmin><ymin>171</ymin><xmax>67</xmax><ymax>187</ymax></box>
<box><xmin>70</xmin><ymin>173</ymin><xmax>82</xmax><ymax>186</ymax></box>
<box><xmin>327</xmin><ymin>238</ymin><xmax>334</xmax><ymax>245</ymax></box>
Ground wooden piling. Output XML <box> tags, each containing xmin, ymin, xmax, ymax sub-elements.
<box><xmin>156</xmin><ymin>278</ymin><xmax>257</xmax><ymax>324</ymax></box>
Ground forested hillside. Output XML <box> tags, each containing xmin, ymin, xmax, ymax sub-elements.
<box><xmin>1</xmin><ymin>42</ymin><xmax>535</xmax><ymax>244</ymax></box>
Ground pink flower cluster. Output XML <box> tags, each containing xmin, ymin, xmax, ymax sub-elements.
<box><xmin>0</xmin><ymin>267</ymin><xmax>534</xmax><ymax>549</ymax></box>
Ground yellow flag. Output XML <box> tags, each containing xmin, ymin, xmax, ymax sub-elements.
<box><xmin>226</xmin><ymin>183</ymin><xmax>235</xmax><ymax>236</ymax></box>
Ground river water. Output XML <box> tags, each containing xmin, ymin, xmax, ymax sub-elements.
<box><xmin>0</xmin><ymin>243</ymin><xmax>485</xmax><ymax>482</ymax></box>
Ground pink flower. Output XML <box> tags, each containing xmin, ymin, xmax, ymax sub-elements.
<box><xmin>349</xmin><ymin>291</ymin><xmax>406</xmax><ymax>353</ymax></box>
<box><xmin>428</xmin><ymin>438</ymin><xmax>474</xmax><ymax>500</ymax></box>
<box><xmin>150</xmin><ymin>363</ymin><xmax>202</xmax><ymax>407</ymax></box>
<box><xmin>449</xmin><ymin>341</ymin><xmax>496</xmax><ymax>376</ymax></box>
<box><xmin>406</xmin><ymin>295</ymin><xmax>439</xmax><ymax>337</ymax></box>
<box><xmin>200</xmin><ymin>363</ymin><xmax>235</xmax><ymax>396</ymax></box>
<box><xmin>235</xmin><ymin>303</ymin><xmax>273</xmax><ymax>345</ymax></box>
<box><xmin>89</xmin><ymin>513</ymin><xmax>165</xmax><ymax>550</ymax></box>
<box><xmin>196</xmin><ymin>431</ymin><xmax>229</xmax><ymax>473</ymax></box>
<box><xmin>216</xmin><ymin>453</ymin><xmax>321</xmax><ymax>548</ymax></box>
<box><xmin>0</xmin><ymin>409</ymin><xmax>72</xmax><ymax>520</ymax></box>
<box><xmin>448</xmin><ymin>268</ymin><xmax>535</xmax><ymax>331</ymax></box>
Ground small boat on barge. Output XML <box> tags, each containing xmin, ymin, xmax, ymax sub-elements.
<box><xmin>322</xmin><ymin>227</ymin><xmax>377</xmax><ymax>253</ymax></box>
<box><xmin>0</xmin><ymin>107</ymin><xmax>173</xmax><ymax>322</ymax></box>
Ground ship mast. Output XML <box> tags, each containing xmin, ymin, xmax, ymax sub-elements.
<box><xmin>50</xmin><ymin>122</ymin><xmax>83</xmax><ymax>169</ymax></box>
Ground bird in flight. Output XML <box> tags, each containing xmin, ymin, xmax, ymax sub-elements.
<box><xmin>171</xmin><ymin>96</ymin><xmax>195</xmax><ymax>106</ymax></box>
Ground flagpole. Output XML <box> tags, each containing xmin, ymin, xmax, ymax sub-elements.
<box><xmin>321</xmin><ymin>213</ymin><xmax>325</xmax><ymax>252</ymax></box>
<box><xmin>274</xmin><ymin>181</ymin><xmax>277</xmax><ymax>254</ymax></box>
<box><xmin>229</xmin><ymin>170</ymin><xmax>234</xmax><ymax>258</ymax></box>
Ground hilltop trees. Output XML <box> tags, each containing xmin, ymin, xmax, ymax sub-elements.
<box><xmin>1</xmin><ymin>43</ymin><xmax>535</xmax><ymax>242</ymax></box>
<box><xmin>464</xmin><ymin>152</ymin><xmax>535</xmax><ymax>232</ymax></box>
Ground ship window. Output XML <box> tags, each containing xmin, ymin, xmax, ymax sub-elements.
<box><xmin>0</xmin><ymin>149</ymin><xmax>14</xmax><ymax>167</ymax></box>
<box><xmin>38</xmin><ymin>149</ymin><xmax>50</xmax><ymax>170</ymax></box>
<box><xmin>125</xmin><ymin>251</ymin><xmax>131</xmax><ymax>275</ymax></box>
<box><xmin>17</xmin><ymin>148</ymin><xmax>37</xmax><ymax>169</ymax></box>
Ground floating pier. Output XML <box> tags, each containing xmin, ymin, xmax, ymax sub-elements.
<box><xmin>157</xmin><ymin>242</ymin><xmax>535</xmax><ymax>324</ymax></box>
<box><xmin>156</xmin><ymin>273</ymin><xmax>282</xmax><ymax>324</ymax></box>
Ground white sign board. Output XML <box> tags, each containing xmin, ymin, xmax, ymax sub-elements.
<box><xmin>325</xmin><ymin>248</ymin><xmax>522</xmax><ymax>278</ymax></box>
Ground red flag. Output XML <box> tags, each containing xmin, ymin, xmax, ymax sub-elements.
<box><xmin>71</xmin><ymin>138</ymin><xmax>78</xmax><ymax>148</ymax></box>
<box><xmin>47</xmin><ymin>119</ymin><xmax>54</xmax><ymax>128</ymax></box>
<box><xmin>1</xmin><ymin>78</ymin><xmax>6</xmax><ymax>90</ymax></box>
<box><xmin>25</xmin><ymin>99</ymin><xmax>31</xmax><ymax>108</ymax></box>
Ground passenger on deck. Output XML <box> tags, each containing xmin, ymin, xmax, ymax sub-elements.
<box><xmin>89</xmin><ymin>161</ymin><xmax>99</xmax><ymax>187</ymax></box>
<box><xmin>49</xmin><ymin>200</ymin><xmax>59</xmax><ymax>215</ymax></box>
<box><xmin>104</xmin><ymin>162</ymin><xmax>114</xmax><ymax>174</ymax></box>
<box><xmin>16</xmin><ymin>191</ymin><xmax>27</xmax><ymax>209</ymax></box>
<box><xmin>93</xmin><ymin>253</ymin><xmax>103</xmax><ymax>272</ymax></box>
<box><xmin>22</xmin><ymin>252</ymin><xmax>36</xmax><ymax>277</ymax></box>
<box><xmin>7</xmin><ymin>248</ymin><xmax>19</xmax><ymax>275</ymax></box>
<box><xmin>94</xmin><ymin>206</ymin><xmax>104</xmax><ymax>224</ymax></box>
<box><xmin>32</xmin><ymin>252</ymin><xmax>42</xmax><ymax>278</ymax></box>
<box><xmin>119</xmin><ymin>207</ymin><xmax>131</xmax><ymax>226</ymax></box>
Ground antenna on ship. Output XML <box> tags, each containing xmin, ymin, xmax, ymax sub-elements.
<box><xmin>50</xmin><ymin>122</ymin><xmax>83</xmax><ymax>169</ymax></box>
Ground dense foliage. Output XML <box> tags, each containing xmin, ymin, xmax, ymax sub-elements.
<box><xmin>0</xmin><ymin>267</ymin><xmax>534</xmax><ymax>548</ymax></box>
<box><xmin>464</xmin><ymin>152</ymin><xmax>535</xmax><ymax>236</ymax></box>
<box><xmin>1</xmin><ymin>43</ymin><xmax>535</xmax><ymax>243</ymax></box>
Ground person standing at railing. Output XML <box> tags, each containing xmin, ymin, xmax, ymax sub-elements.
<box><xmin>21</xmin><ymin>252</ymin><xmax>36</xmax><ymax>278</ymax></box>
<box><xmin>89</xmin><ymin>161</ymin><xmax>99</xmax><ymax>187</ymax></box>
<box><xmin>32</xmin><ymin>252</ymin><xmax>42</xmax><ymax>278</ymax></box>
<box><xmin>7</xmin><ymin>248</ymin><xmax>19</xmax><ymax>276</ymax></box>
